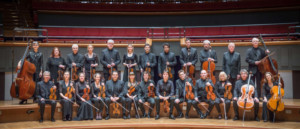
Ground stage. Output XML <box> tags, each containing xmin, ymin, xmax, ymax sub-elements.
<box><xmin>0</xmin><ymin>99</ymin><xmax>299</xmax><ymax>129</ymax></box>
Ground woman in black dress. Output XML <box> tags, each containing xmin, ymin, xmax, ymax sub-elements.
<box><xmin>214</xmin><ymin>71</ymin><xmax>232</xmax><ymax>119</ymax></box>
<box><xmin>262</xmin><ymin>72</ymin><xmax>278</xmax><ymax>122</ymax></box>
<box><xmin>46</xmin><ymin>47</ymin><xmax>66</xmax><ymax>84</ymax></box>
<box><xmin>73</xmin><ymin>73</ymin><xmax>93</xmax><ymax>121</ymax></box>
<box><xmin>91</xmin><ymin>73</ymin><xmax>106</xmax><ymax>120</ymax></box>
<box><xmin>122</xmin><ymin>44</ymin><xmax>138</xmax><ymax>82</ymax></box>
<box><xmin>84</xmin><ymin>44</ymin><xmax>99</xmax><ymax>83</ymax></box>
<box><xmin>59</xmin><ymin>71</ymin><xmax>75</xmax><ymax>121</ymax></box>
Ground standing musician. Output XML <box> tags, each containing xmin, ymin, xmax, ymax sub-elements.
<box><xmin>91</xmin><ymin>73</ymin><xmax>106</xmax><ymax>120</ymax></box>
<box><xmin>246</xmin><ymin>37</ymin><xmax>270</xmax><ymax>98</ymax></box>
<box><xmin>180</xmin><ymin>38</ymin><xmax>198</xmax><ymax>77</ymax></box>
<box><xmin>174</xmin><ymin>70</ymin><xmax>194</xmax><ymax>118</ymax></box>
<box><xmin>17</xmin><ymin>41</ymin><xmax>43</xmax><ymax>104</ymax></box>
<box><xmin>193</xmin><ymin>70</ymin><xmax>216</xmax><ymax>119</ymax></box>
<box><xmin>66</xmin><ymin>44</ymin><xmax>84</xmax><ymax>81</ymax></box>
<box><xmin>199</xmin><ymin>40</ymin><xmax>217</xmax><ymax>71</ymax></box>
<box><xmin>222</xmin><ymin>43</ymin><xmax>241</xmax><ymax>91</ymax></box>
<box><xmin>155</xmin><ymin>70</ymin><xmax>175</xmax><ymax>120</ymax></box>
<box><xmin>36</xmin><ymin>71</ymin><xmax>57</xmax><ymax>122</ymax></box>
<box><xmin>59</xmin><ymin>71</ymin><xmax>75</xmax><ymax>121</ymax></box>
<box><xmin>125</xmin><ymin>72</ymin><xmax>140</xmax><ymax>119</ymax></box>
<box><xmin>233</xmin><ymin>69</ymin><xmax>259</xmax><ymax>121</ymax></box>
<box><xmin>158</xmin><ymin>43</ymin><xmax>177</xmax><ymax>81</ymax></box>
<box><xmin>104</xmin><ymin>71</ymin><xmax>126</xmax><ymax>120</ymax></box>
<box><xmin>262</xmin><ymin>72</ymin><xmax>277</xmax><ymax>122</ymax></box>
<box><xmin>137</xmin><ymin>71</ymin><xmax>156</xmax><ymax>118</ymax></box>
<box><xmin>84</xmin><ymin>44</ymin><xmax>99</xmax><ymax>82</ymax></box>
<box><xmin>215</xmin><ymin>72</ymin><xmax>232</xmax><ymax>119</ymax></box>
<box><xmin>139</xmin><ymin>43</ymin><xmax>157</xmax><ymax>81</ymax></box>
<box><xmin>73</xmin><ymin>73</ymin><xmax>93</xmax><ymax>121</ymax></box>
<box><xmin>122</xmin><ymin>44</ymin><xmax>138</xmax><ymax>82</ymax></box>
<box><xmin>100</xmin><ymin>39</ymin><xmax>121</xmax><ymax>81</ymax></box>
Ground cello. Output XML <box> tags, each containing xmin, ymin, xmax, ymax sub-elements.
<box><xmin>183</xmin><ymin>48</ymin><xmax>196</xmax><ymax>85</ymax></box>
<box><xmin>267</xmin><ymin>74</ymin><xmax>284</xmax><ymax>112</ymax></box>
<box><xmin>237</xmin><ymin>72</ymin><xmax>254</xmax><ymax>110</ymax></box>
<box><xmin>10</xmin><ymin>40</ymin><xmax>36</xmax><ymax>100</ymax></box>
<box><xmin>202</xmin><ymin>47</ymin><xmax>216</xmax><ymax>85</ymax></box>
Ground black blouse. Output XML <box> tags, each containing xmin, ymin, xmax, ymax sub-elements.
<box><xmin>76</xmin><ymin>81</ymin><xmax>92</xmax><ymax>101</ymax></box>
<box><xmin>262</xmin><ymin>82</ymin><xmax>278</xmax><ymax>99</ymax></box>
<box><xmin>59</xmin><ymin>80</ymin><xmax>75</xmax><ymax>100</ymax></box>
<box><xmin>122</xmin><ymin>53</ymin><xmax>138</xmax><ymax>69</ymax></box>
<box><xmin>46</xmin><ymin>57</ymin><xmax>66</xmax><ymax>82</ymax></box>
<box><xmin>84</xmin><ymin>53</ymin><xmax>99</xmax><ymax>70</ymax></box>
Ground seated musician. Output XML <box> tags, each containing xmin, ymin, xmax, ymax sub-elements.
<box><xmin>174</xmin><ymin>70</ymin><xmax>194</xmax><ymax>118</ymax></box>
<box><xmin>262</xmin><ymin>72</ymin><xmax>278</xmax><ymax>122</ymax></box>
<box><xmin>104</xmin><ymin>71</ymin><xmax>126</xmax><ymax>120</ymax></box>
<box><xmin>91</xmin><ymin>73</ymin><xmax>106</xmax><ymax>120</ymax></box>
<box><xmin>192</xmin><ymin>70</ymin><xmax>215</xmax><ymax>119</ymax></box>
<box><xmin>73</xmin><ymin>73</ymin><xmax>93</xmax><ymax>121</ymax></box>
<box><xmin>233</xmin><ymin>69</ymin><xmax>259</xmax><ymax>121</ymax></box>
<box><xmin>215</xmin><ymin>71</ymin><xmax>232</xmax><ymax>119</ymax></box>
<box><xmin>36</xmin><ymin>71</ymin><xmax>57</xmax><ymax>122</ymax></box>
<box><xmin>137</xmin><ymin>71</ymin><xmax>156</xmax><ymax>118</ymax></box>
<box><xmin>125</xmin><ymin>72</ymin><xmax>139</xmax><ymax>119</ymax></box>
<box><xmin>155</xmin><ymin>70</ymin><xmax>175</xmax><ymax>120</ymax></box>
<box><xmin>59</xmin><ymin>71</ymin><xmax>75</xmax><ymax>121</ymax></box>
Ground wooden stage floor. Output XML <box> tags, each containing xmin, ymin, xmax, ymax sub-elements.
<box><xmin>0</xmin><ymin>99</ymin><xmax>299</xmax><ymax>129</ymax></box>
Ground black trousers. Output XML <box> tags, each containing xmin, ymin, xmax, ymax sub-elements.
<box><xmin>91</xmin><ymin>97</ymin><xmax>106</xmax><ymax>113</ymax></box>
<box><xmin>233</xmin><ymin>100</ymin><xmax>259</xmax><ymax>118</ymax></box>
<box><xmin>39</xmin><ymin>100</ymin><xmax>57</xmax><ymax>119</ymax></box>
<box><xmin>215</xmin><ymin>98</ymin><xmax>231</xmax><ymax>114</ymax></box>
<box><xmin>138</xmin><ymin>97</ymin><xmax>155</xmax><ymax>115</ymax></box>
<box><xmin>174</xmin><ymin>98</ymin><xmax>193</xmax><ymax>116</ymax></box>
<box><xmin>192</xmin><ymin>97</ymin><xmax>214</xmax><ymax>115</ymax></box>
<box><xmin>105</xmin><ymin>97</ymin><xmax>125</xmax><ymax>116</ymax></box>
<box><xmin>125</xmin><ymin>97</ymin><xmax>139</xmax><ymax>116</ymax></box>
<box><xmin>155</xmin><ymin>96</ymin><xmax>175</xmax><ymax>115</ymax></box>
<box><xmin>251</xmin><ymin>71</ymin><xmax>262</xmax><ymax>98</ymax></box>
<box><xmin>60</xmin><ymin>99</ymin><xmax>74</xmax><ymax>119</ymax></box>
<box><xmin>262</xmin><ymin>101</ymin><xmax>274</xmax><ymax>121</ymax></box>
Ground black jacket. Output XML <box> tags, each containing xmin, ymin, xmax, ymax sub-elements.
<box><xmin>233</xmin><ymin>79</ymin><xmax>257</xmax><ymax>98</ymax></box>
<box><xmin>175</xmin><ymin>78</ymin><xmax>194</xmax><ymax>99</ymax></box>
<box><xmin>194</xmin><ymin>78</ymin><xmax>214</xmax><ymax>99</ymax></box>
<box><xmin>158</xmin><ymin>52</ymin><xmax>177</xmax><ymax>75</ymax></box>
<box><xmin>156</xmin><ymin>79</ymin><xmax>174</xmax><ymax>97</ymax></box>
<box><xmin>179</xmin><ymin>47</ymin><xmax>198</xmax><ymax>66</ymax></box>
<box><xmin>105</xmin><ymin>80</ymin><xmax>125</xmax><ymax>98</ymax></box>
<box><xmin>138</xmin><ymin>52</ymin><xmax>157</xmax><ymax>77</ymax></box>
<box><xmin>199</xmin><ymin>49</ymin><xmax>217</xmax><ymax>69</ymax></box>
<box><xmin>27</xmin><ymin>51</ymin><xmax>43</xmax><ymax>73</ymax></box>
<box><xmin>138</xmin><ymin>80</ymin><xmax>155</xmax><ymax>100</ymax></box>
<box><xmin>66</xmin><ymin>53</ymin><xmax>84</xmax><ymax>73</ymax></box>
<box><xmin>222</xmin><ymin>51</ymin><xmax>241</xmax><ymax>79</ymax></box>
<box><xmin>100</xmin><ymin>48</ymin><xmax>121</xmax><ymax>73</ymax></box>
<box><xmin>245</xmin><ymin>47</ymin><xmax>266</xmax><ymax>74</ymax></box>
<box><xmin>36</xmin><ymin>80</ymin><xmax>55</xmax><ymax>100</ymax></box>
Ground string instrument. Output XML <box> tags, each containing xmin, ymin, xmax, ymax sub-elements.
<box><xmin>49</xmin><ymin>87</ymin><xmax>57</xmax><ymax>100</ymax></box>
<box><xmin>10</xmin><ymin>40</ymin><xmax>36</xmax><ymax>100</ymax></box>
<box><xmin>98</xmin><ymin>80</ymin><xmax>106</xmax><ymax>98</ymax></box>
<box><xmin>185</xmin><ymin>79</ymin><xmax>194</xmax><ymax>100</ymax></box>
<box><xmin>148</xmin><ymin>83</ymin><xmax>155</xmax><ymax>98</ymax></box>
<box><xmin>183</xmin><ymin>65</ymin><xmax>196</xmax><ymax>85</ymax></box>
<box><xmin>165</xmin><ymin>58</ymin><xmax>173</xmax><ymax>79</ymax></box>
<box><xmin>108</xmin><ymin>59</ymin><xmax>116</xmax><ymax>80</ymax></box>
<box><xmin>82</xmin><ymin>87</ymin><xmax>90</xmax><ymax>101</ymax></box>
<box><xmin>90</xmin><ymin>61</ymin><xmax>96</xmax><ymax>81</ymax></box>
<box><xmin>224</xmin><ymin>80</ymin><xmax>233</xmax><ymax>100</ymax></box>
<box><xmin>57</xmin><ymin>62</ymin><xmax>64</xmax><ymax>82</ymax></box>
<box><xmin>128</xmin><ymin>84</ymin><xmax>136</xmax><ymax>96</ymax></box>
<box><xmin>71</xmin><ymin>62</ymin><xmax>78</xmax><ymax>81</ymax></box>
<box><xmin>237</xmin><ymin>72</ymin><xmax>254</xmax><ymax>110</ymax></box>
<box><xmin>112</xmin><ymin>95</ymin><xmax>121</xmax><ymax>117</ymax></box>
<box><xmin>145</xmin><ymin>59</ymin><xmax>151</xmax><ymax>79</ymax></box>
<box><xmin>163</xmin><ymin>92</ymin><xmax>170</xmax><ymax>113</ymax></box>
<box><xmin>205</xmin><ymin>81</ymin><xmax>216</xmax><ymax>101</ymax></box>
<box><xmin>65</xmin><ymin>85</ymin><xmax>74</xmax><ymax>99</ymax></box>
<box><xmin>268</xmin><ymin>74</ymin><xmax>284</xmax><ymax>112</ymax></box>
<box><xmin>202</xmin><ymin>48</ymin><xmax>216</xmax><ymax>84</ymax></box>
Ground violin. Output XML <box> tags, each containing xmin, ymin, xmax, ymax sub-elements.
<box><xmin>185</xmin><ymin>80</ymin><xmax>194</xmax><ymax>100</ymax></box>
<box><xmin>128</xmin><ymin>82</ymin><xmax>139</xmax><ymax>96</ymax></box>
<box><xmin>237</xmin><ymin>72</ymin><xmax>254</xmax><ymax>110</ymax></box>
<box><xmin>267</xmin><ymin>74</ymin><xmax>284</xmax><ymax>112</ymax></box>
<box><xmin>108</xmin><ymin>59</ymin><xmax>116</xmax><ymax>80</ymax></box>
<box><xmin>82</xmin><ymin>87</ymin><xmax>90</xmax><ymax>101</ymax></box>
<box><xmin>163</xmin><ymin>92</ymin><xmax>170</xmax><ymax>113</ymax></box>
<box><xmin>71</xmin><ymin>63</ymin><xmax>78</xmax><ymax>81</ymax></box>
<box><xmin>205</xmin><ymin>82</ymin><xmax>216</xmax><ymax>101</ymax></box>
<box><xmin>148</xmin><ymin>84</ymin><xmax>155</xmax><ymax>98</ymax></box>
<box><xmin>202</xmin><ymin>48</ymin><xmax>216</xmax><ymax>85</ymax></box>
<box><xmin>145</xmin><ymin>60</ymin><xmax>152</xmax><ymax>79</ymax></box>
<box><xmin>57</xmin><ymin>62</ymin><xmax>64</xmax><ymax>82</ymax></box>
<box><xmin>224</xmin><ymin>82</ymin><xmax>232</xmax><ymax>100</ymax></box>
<box><xmin>183</xmin><ymin>65</ymin><xmax>196</xmax><ymax>85</ymax></box>
<box><xmin>112</xmin><ymin>95</ymin><xmax>121</xmax><ymax>117</ymax></box>
<box><xmin>10</xmin><ymin>40</ymin><xmax>36</xmax><ymax>100</ymax></box>
<box><xmin>65</xmin><ymin>82</ymin><xmax>75</xmax><ymax>99</ymax></box>
<box><xmin>49</xmin><ymin>87</ymin><xmax>57</xmax><ymax>100</ymax></box>
<box><xmin>98</xmin><ymin>80</ymin><xmax>106</xmax><ymax>98</ymax></box>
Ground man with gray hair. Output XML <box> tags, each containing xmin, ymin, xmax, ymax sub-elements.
<box><xmin>66</xmin><ymin>44</ymin><xmax>84</xmax><ymax>81</ymax></box>
<box><xmin>100</xmin><ymin>39</ymin><xmax>121</xmax><ymax>81</ymax></box>
<box><xmin>199</xmin><ymin>40</ymin><xmax>218</xmax><ymax>72</ymax></box>
<box><xmin>222</xmin><ymin>42</ymin><xmax>241</xmax><ymax>90</ymax></box>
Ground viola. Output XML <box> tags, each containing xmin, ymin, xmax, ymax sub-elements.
<box><xmin>148</xmin><ymin>84</ymin><xmax>155</xmax><ymax>98</ymax></box>
<box><xmin>65</xmin><ymin>83</ymin><xmax>74</xmax><ymax>99</ymax></box>
<box><xmin>98</xmin><ymin>80</ymin><xmax>106</xmax><ymax>98</ymax></box>
<box><xmin>82</xmin><ymin>87</ymin><xmax>90</xmax><ymax>101</ymax></box>
<box><xmin>163</xmin><ymin>92</ymin><xmax>170</xmax><ymax>113</ymax></box>
<box><xmin>112</xmin><ymin>101</ymin><xmax>120</xmax><ymax>117</ymax></box>
<box><xmin>237</xmin><ymin>72</ymin><xmax>254</xmax><ymax>110</ymax></box>
<box><xmin>49</xmin><ymin>87</ymin><xmax>57</xmax><ymax>100</ymax></box>
<box><xmin>145</xmin><ymin>60</ymin><xmax>152</xmax><ymax>79</ymax></box>
<box><xmin>267</xmin><ymin>74</ymin><xmax>284</xmax><ymax>112</ymax></box>
<box><xmin>224</xmin><ymin>82</ymin><xmax>232</xmax><ymax>100</ymax></box>
<box><xmin>202</xmin><ymin>48</ymin><xmax>216</xmax><ymax>85</ymax></box>
<box><xmin>205</xmin><ymin>82</ymin><xmax>216</xmax><ymax>101</ymax></box>
<box><xmin>185</xmin><ymin>80</ymin><xmax>195</xmax><ymax>100</ymax></box>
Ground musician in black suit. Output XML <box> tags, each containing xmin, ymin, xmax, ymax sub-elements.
<box><xmin>199</xmin><ymin>40</ymin><xmax>217</xmax><ymax>71</ymax></box>
<box><xmin>222</xmin><ymin>43</ymin><xmax>241</xmax><ymax>91</ymax></box>
<box><xmin>100</xmin><ymin>39</ymin><xmax>121</xmax><ymax>81</ymax></box>
<box><xmin>232</xmin><ymin>69</ymin><xmax>259</xmax><ymax>121</ymax></box>
<box><xmin>36</xmin><ymin>71</ymin><xmax>57</xmax><ymax>122</ymax></box>
<box><xmin>158</xmin><ymin>43</ymin><xmax>177</xmax><ymax>80</ymax></box>
<box><xmin>139</xmin><ymin>43</ymin><xmax>157</xmax><ymax>80</ymax></box>
<box><xmin>180</xmin><ymin>38</ymin><xmax>198</xmax><ymax>76</ymax></box>
<box><xmin>245</xmin><ymin>38</ymin><xmax>269</xmax><ymax>98</ymax></box>
<box><xmin>66</xmin><ymin>44</ymin><xmax>84</xmax><ymax>80</ymax></box>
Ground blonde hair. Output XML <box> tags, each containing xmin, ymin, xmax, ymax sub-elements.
<box><xmin>127</xmin><ymin>44</ymin><xmax>134</xmax><ymax>53</ymax></box>
<box><xmin>87</xmin><ymin>44</ymin><xmax>93</xmax><ymax>50</ymax></box>
<box><xmin>219</xmin><ymin>71</ymin><xmax>227</xmax><ymax>81</ymax></box>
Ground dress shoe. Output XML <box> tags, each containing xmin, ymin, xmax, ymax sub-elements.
<box><xmin>155</xmin><ymin>114</ymin><xmax>160</xmax><ymax>120</ymax></box>
<box><xmin>105</xmin><ymin>115</ymin><xmax>110</xmax><ymax>120</ymax></box>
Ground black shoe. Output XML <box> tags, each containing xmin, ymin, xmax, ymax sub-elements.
<box><xmin>142</xmin><ymin>113</ymin><xmax>147</xmax><ymax>118</ymax></box>
<box><xmin>105</xmin><ymin>115</ymin><xmax>110</xmax><ymax>120</ymax></box>
<box><xmin>264</xmin><ymin>119</ymin><xmax>268</xmax><ymax>122</ymax></box>
<box><xmin>185</xmin><ymin>114</ymin><xmax>189</xmax><ymax>119</ymax></box>
<box><xmin>177</xmin><ymin>112</ymin><xmax>183</xmax><ymax>118</ymax></box>
<box><xmin>255</xmin><ymin>117</ymin><xmax>260</xmax><ymax>122</ymax></box>
<box><xmin>51</xmin><ymin>118</ymin><xmax>55</xmax><ymax>122</ymax></box>
<box><xmin>63</xmin><ymin>117</ymin><xmax>67</xmax><ymax>121</ymax></box>
<box><xmin>147</xmin><ymin>113</ymin><xmax>151</xmax><ymax>118</ymax></box>
<box><xmin>204</xmin><ymin>112</ymin><xmax>209</xmax><ymax>118</ymax></box>
<box><xmin>124</xmin><ymin>115</ymin><xmax>128</xmax><ymax>119</ymax></box>
<box><xmin>135</xmin><ymin>114</ymin><xmax>139</xmax><ymax>119</ymax></box>
<box><xmin>39</xmin><ymin>118</ymin><xmax>43</xmax><ymax>123</ymax></box>
<box><xmin>19</xmin><ymin>100</ymin><xmax>27</xmax><ymax>104</ymax></box>
<box><xmin>169</xmin><ymin>114</ymin><xmax>175</xmax><ymax>120</ymax></box>
<box><xmin>218</xmin><ymin>114</ymin><xmax>222</xmax><ymax>119</ymax></box>
<box><xmin>200</xmin><ymin>113</ymin><xmax>204</xmax><ymax>119</ymax></box>
<box><xmin>233</xmin><ymin>116</ymin><xmax>239</xmax><ymax>121</ymax></box>
<box><xmin>155</xmin><ymin>114</ymin><xmax>160</xmax><ymax>120</ymax></box>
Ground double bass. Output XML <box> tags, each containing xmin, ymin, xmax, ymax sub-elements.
<box><xmin>10</xmin><ymin>40</ymin><xmax>36</xmax><ymax>100</ymax></box>
<box><xmin>267</xmin><ymin>74</ymin><xmax>284</xmax><ymax>112</ymax></box>
<box><xmin>202</xmin><ymin>47</ymin><xmax>216</xmax><ymax>85</ymax></box>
